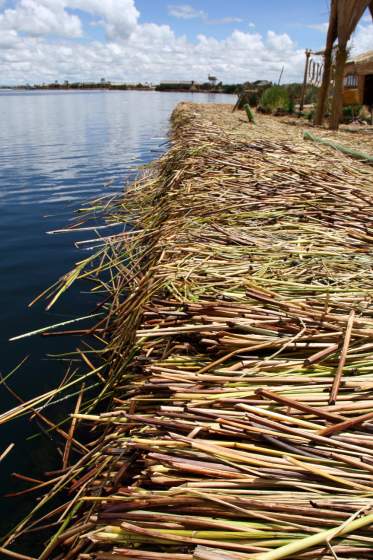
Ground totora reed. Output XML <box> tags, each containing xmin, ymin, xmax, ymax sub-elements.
<box><xmin>3</xmin><ymin>103</ymin><xmax>373</xmax><ymax>559</ymax></box>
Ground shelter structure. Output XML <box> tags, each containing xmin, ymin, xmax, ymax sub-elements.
<box><xmin>315</xmin><ymin>0</ymin><xmax>373</xmax><ymax>129</ymax></box>
<box><xmin>343</xmin><ymin>50</ymin><xmax>373</xmax><ymax>106</ymax></box>
<box><xmin>299</xmin><ymin>49</ymin><xmax>324</xmax><ymax>111</ymax></box>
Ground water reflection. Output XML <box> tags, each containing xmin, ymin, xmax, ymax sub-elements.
<box><xmin>0</xmin><ymin>89</ymin><xmax>234</xmax><ymax>540</ymax></box>
<box><xmin>0</xmin><ymin>91</ymin><xmax>233</xmax><ymax>205</ymax></box>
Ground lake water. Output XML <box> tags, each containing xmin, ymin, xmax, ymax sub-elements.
<box><xmin>0</xmin><ymin>90</ymin><xmax>234</xmax><ymax>543</ymax></box>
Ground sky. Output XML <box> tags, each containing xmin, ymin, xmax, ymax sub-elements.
<box><xmin>0</xmin><ymin>0</ymin><xmax>372</xmax><ymax>85</ymax></box>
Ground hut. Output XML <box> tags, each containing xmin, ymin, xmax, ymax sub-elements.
<box><xmin>343</xmin><ymin>50</ymin><xmax>373</xmax><ymax>107</ymax></box>
<box><xmin>315</xmin><ymin>0</ymin><xmax>373</xmax><ymax>129</ymax></box>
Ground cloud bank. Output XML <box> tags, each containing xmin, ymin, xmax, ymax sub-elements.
<box><xmin>168</xmin><ymin>4</ymin><xmax>243</xmax><ymax>25</ymax></box>
<box><xmin>0</xmin><ymin>0</ymin><xmax>372</xmax><ymax>85</ymax></box>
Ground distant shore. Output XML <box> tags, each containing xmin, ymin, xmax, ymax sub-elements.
<box><xmin>0</xmin><ymin>83</ymin><xmax>240</xmax><ymax>94</ymax></box>
<box><xmin>0</xmin><ymin>87</ymin><xmax>235</xmax><ymax>94</ymax></box>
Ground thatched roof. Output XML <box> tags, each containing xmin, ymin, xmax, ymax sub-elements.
<box><xmin>316</xmin><ymin>0</ymin><xmax>373</xmax><ymax>129</ymax></box>
<box><xmin>348</xmin><ymin>50</ymin><xmax>373</xmax><ymax>64</ymax></box>
<box><xmin>346</xmin><ymin>50</ymin><xmax>373</xmax><ymax>73</ymax></box>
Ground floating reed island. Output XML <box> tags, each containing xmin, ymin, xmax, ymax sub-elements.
<box><xmin>4</xmin><ymin>103</ymin><xmax>373</xmax><ymax>560</ymax></box>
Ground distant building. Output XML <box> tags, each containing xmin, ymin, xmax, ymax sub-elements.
<box><xmin>157</xmin><ymin>80</ymin><xmax>199</xmax><ymax>92</ymax></box>
<box><xmin>253</xmin><ymin>80</ymin><xmax>272</xmax><ymax>88</ymax></box>
<box><xmin>160</xmin><ymin>80</ymin><xmax>196</xmax><ymax>87</ymax></box>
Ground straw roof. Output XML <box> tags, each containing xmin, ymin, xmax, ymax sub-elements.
<box><xmin>348</xmin><ymin>50</ymin><xmax>373</xmax><ymax>65</ymax></box>
<box><xmin>349</xmin><ymin>50</ymin><xmax>373</xmax><ymax>63</ymax></box>
<box><xmin>316</xmin><ymin>0</ymin><xmax>373</xmax><ymax>129</ymax></box>
<box><xmin>345</xmin><ymin>50</ymin><xmax>373</xmax><ymax>74</ymax></box>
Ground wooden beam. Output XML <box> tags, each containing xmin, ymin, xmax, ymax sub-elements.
<box><xmin>299</xmin><ymin>50</ymin><xmax>311</xmax><ymax>112</ymax></box>
<box><xmin>314</xmin><ymin>0</ymin><xmax>338</xmax><ymax>125</ymax></box>
<box><xmin>329</xmin><ymin>0</ymin><xmax>371</xmax><ymax>129</ymax></box>
<box><xmin>329</xmin><ymin>44</ymin><xmax>348</xmax><ymax>130</ymax></box>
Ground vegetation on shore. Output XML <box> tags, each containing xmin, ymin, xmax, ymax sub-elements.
<box><xmin>2</xmin><ymin>81</ymin><xmax>319</xmax><ymax>105</ymax></box>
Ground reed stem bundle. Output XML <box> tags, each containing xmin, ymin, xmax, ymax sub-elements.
<box><xmin>4</xmin><ymin>103</ymin><xmax>373</xmax><ymax>559</ymax></box>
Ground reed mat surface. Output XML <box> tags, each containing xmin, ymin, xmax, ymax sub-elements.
<box><xmin>3</xmin><ymin>103</ymin><xmax>373</xmax><ymax>559</ymax></box>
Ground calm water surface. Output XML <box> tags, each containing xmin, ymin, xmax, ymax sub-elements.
<box><xmin>0</xmin><ymin>90</ymin><xmax>234</xmax><ymax>541</ymax></box>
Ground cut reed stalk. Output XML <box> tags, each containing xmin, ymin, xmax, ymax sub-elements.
<box><xmin>4</xmin><ymin>103</ymin><xmax>373</xmax><ymax>560</ymax></box>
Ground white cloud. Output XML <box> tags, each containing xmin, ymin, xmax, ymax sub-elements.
<box><xmin>67</xmin><ymin>0</ymin><xmax>139</xmax><ymax>39</ymax></box>
<box><xmin>208</xmin><ymin>17</ymin><xmax>243</xmax><ymax>25</ymax></box>
<box><xmin>168</xmin><ymin>4</ymin><xmax>206</xmax><ymax>20</ymax></box>
<box><xmin>307</xmin><ymin>22</ymin><xmax>328</xmax><ymax>32</ymax></box>
<box><xmin>248</xmin><ymin>22</ymin><xmax>255</xmax><ymax>28</ymax></box>
<box><xmin>267</xmin><ymin>30</ymin><xmax>294</xmax><ymax>51</ymax></box>
<box><xmin>350</xmin><ymin>21</ymin><xmax>373</xmax><ymax>54</ymax></box>
<box><xmin>0</xmin><ymin>1</ymin><xmax>306</xmax><ymax>85</ymax></box>
<box><xmin>3</xmin><ymin>28</ymin><xmax>305</xmax><ymax>85</ymax></box>
<box><xmin>0</xmin><ymin>0</ymin><xmax>140</xmax><ymax>39</ymax></box>
<box><xmin>168</xmin><ymin>4</ymin><xmax>242</xmax><ymax>25</ymax></box>
<box><xmin>0</xmin><ymin>0</ymin><xmax>82</xmax><ymax>37</ymax></box>
<box><xmin>0</xmin><ymin>30</ymin><xmax>19</xmax><ymax>49</ymax></box>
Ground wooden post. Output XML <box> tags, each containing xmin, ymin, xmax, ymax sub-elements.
<box><xmin>278</xmin><ymin>65</ymin><xmax>284</xmax><ymax>86</ymax></box>
<box><xmin>314</xmin><ymin>0</ymin><xmax>338</xmax><ymax>125</ymax></box>
<box><xmin>299</xmin><ymin>50</ymin><xmax>311</xmax><ymax>112</ymax></box>
<box><xmin>329</xmin><ymin>44</ymin><xmax>348</xmax><ymax>130</ymax></box>
<box><xmin>314</xmin><ymin>48</ymin><xmax>333</xmax><ymax>124</ymax></box>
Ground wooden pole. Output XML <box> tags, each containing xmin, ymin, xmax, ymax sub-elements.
<box><xmin>314</xmin><ymin>49</ymin><xmax>333</xmax><ymax>125</ymax></box>
<box><xmin>314</xmin><ymin>0</ymin><xmax>338</xmax><ymax>125</ymax></box>
<box><xmin>315</xmin><ymin>47</ymin><xmax>333</xmax><ymax>126</ymax></box>
<box><xmin>278</xmin><ymin>65</ymin><xmax>284</xmax><ymax>86</ymax></box>
<box><xmin>329</xmin><ymin>44</ymin><xmax>348</xmax><ymax>130</ymax></box>
<box><xmin>299</xmin><ymin>50</ymin><xmax>311</xmax><ymax>112</ymax></box>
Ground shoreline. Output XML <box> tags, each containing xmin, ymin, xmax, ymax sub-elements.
<box><xmin>4</xmin><ymin>103</ymin><xmax>373</xmax><ymax>559</ymax></box>
<box><xmin>0</xmin><ymin>88</ymin><xmax>234</xmax><ymax>94</ymax></box>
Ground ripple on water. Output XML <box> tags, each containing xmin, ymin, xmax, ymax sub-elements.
<box><xmin>0</xmin><ymin>90</ymin><xmax>234</xmax><ymax>540</ymax></box>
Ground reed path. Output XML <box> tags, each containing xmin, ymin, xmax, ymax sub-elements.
<box><xmin>6</xmin><ymin>103</ymin><xmax>373</xmax><ymax>560</ymax></box>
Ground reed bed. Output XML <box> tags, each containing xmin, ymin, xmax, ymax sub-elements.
<box><xmin>4</xmin><ymin>104</ymin><xmax>373</xmax><ymax>560</ymax></box>
<box><xmin>283</xmin><ymin>117</ymin><xmax>373</xmax><ymax>157</ymax></box>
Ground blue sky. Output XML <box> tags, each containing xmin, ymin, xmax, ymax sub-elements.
<box><xmin>0</xmin><ymin>1</ymin><xmax>372</xmax><ymax>84</ymax></box>
<box><xmin>68</xmin><ymin>0</ymin><xmax>334</xmax><ymax>48</ymax></box>
<box><xmin>135</xmin><ymin>0</ymin><xmax>332</xmax><ymax>47</ymax></box>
